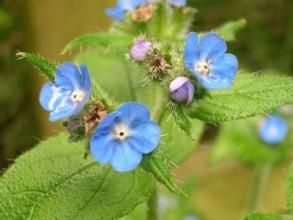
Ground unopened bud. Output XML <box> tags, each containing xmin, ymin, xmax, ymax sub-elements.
<box><xmin>130</xmin><ymin>38</ymin><xmax>152</xmax><ymax>61</ymax></box>
<box><xmin>169</xmin><ymin>76</ymin><xmax>194</xmax><ymax>104</ymax></box>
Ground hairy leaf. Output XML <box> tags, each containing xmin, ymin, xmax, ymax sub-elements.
<box><xmin>0</xmin><ymin>133</ymin><xmax>154</xmax><ymax>220</ymax></box>
<box><xmin>141</xmin><ymin>150</ymin><xmax>186</xmax><ymax>197</ymax></box>
<box><xmin>187</xmin><ymin>73</ymin><xmax>293</xmax><ymax>122</ymax></box>
<box><xmin>16</xmin><ymin>52</ymin><xmax>57</xmax><ymax>81</ymax></box>
<box><xmin>62</xmin><ymin>32</ymin><xmax>134</xmax><ymax>54</ymax></box>
<box><xmin>215</xmin><ymin>18</ymin><xmax>247</xmax><ymax>41</ymax></box>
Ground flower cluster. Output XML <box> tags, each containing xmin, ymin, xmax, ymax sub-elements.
<box><xmin>39</xmin><ymin>62</ymin><xmax>160</xmax><ymax>172</ymax></box>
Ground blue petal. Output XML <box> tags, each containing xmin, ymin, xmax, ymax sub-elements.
<box><xmin>96</xmin><ymin>112</ymin><xmax>122</xmax><ymax>133</ymax></box>
<box><xmin>259</xmin><ymin>115</ymin><xmax>288</xmax><ymax>145</ymax></box>
<box><xmin>39</xmin><ymin>82</ymin><xmax>71</xmax><ymax>112</ymax></box>
<box><xmin>80</xmin><ymin>64</ymin><xmax>92</xmax><ymax>92</ymax></box>
<box><xmin>184</xmin><ymin>32</ymin><xmax>199</xmax><ymax>73</ymax></box>
<box><xmin>211</xmin><ymin>53</ymin><xmax>238</xmax><ymax>79</ymax></box>
<box><xmin>118</xmin><ymin>0</ymin><xmax>146</xmax><ymax>11</ymax></box>
<box><xmin>90</xmin><ymin>133</ymin><xmax>115</xmax><ymax>164</ymax></box>
<box><xmin>55</xmin><ymin>62</ymin><xmax>82</xmax><ymax>90</ymax></box>
<box><xmin>199</xmin><ymin>33</ymin><xmax>227</xmax><ymax>59</ymax></box>
<box><xmin>127</xmin><ymin>121</ymin><xmax>160</xmax><ymax>154</ymax></box>
<box><xmin>105</xmin><ymin>7</ymin><xmax>125</xmax><ymax>20</ymax></box>
<box><xmin>111</xmin><ymin>142</ymin><xmax>142</xmax><ymax>172</ymax></box>
<box><xmin>117</xmin><ymin>102</ymin><xmax>150</xmax><ymax>127</ymax></box>
<box><xmin>197</xmin><ymin>74</ymin><xmax>232</xmax><ymax>90</ymax></box>
<box><xmin>49</xmin><ymin>105</ymin><xmax>75</xmax><ymax>122</ymax></box>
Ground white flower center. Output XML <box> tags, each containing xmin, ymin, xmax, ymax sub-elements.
<box><xmin>267</xmin><ymin>126</ymin><xmax>278</xmax><ymax>137</ymax></box>
<box><xmin>112</xmin><ymin>123</ymin><xmax>131</xmax><ymax>141</ymax></box>
<box><xmin>71</xmin><ymin>90</ymin><xmax>85</xmax><ymax>103</ymax></box>
<box><xmin>194</xmin><ymin>61</ymin><xmax>211</xmax><ymax>76</ymax></box>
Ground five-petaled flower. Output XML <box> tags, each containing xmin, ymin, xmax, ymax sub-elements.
<box><xmin>39</xmin><ymin>62</ymin><xmax>91</xmax><ymax>122</ymax></box>
<box><xmin>106</xmin><ymin>0</ymin><xmax>146</xmax><ymax>21</ymax></box>
<box><xmin>259</xmin><ymin>115</ymin><xmax>288</xmax><ymax>145</ymax></box>
<box><xmin>184</xmin><ymin>32</ymin><xmax>238</xmax><ymax>89</ymax></box>
<box><xmin>90</xmin><ymin>102</ymin><xmax>160</xmax><ymax>172</ymax></box>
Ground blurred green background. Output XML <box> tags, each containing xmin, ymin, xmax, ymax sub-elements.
<box><xmin>0</xmin><ymin>0</ymin><xmax>292</xmax><ymax>219</ymax></box>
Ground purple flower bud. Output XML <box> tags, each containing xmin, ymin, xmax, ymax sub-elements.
<box><xmin>130</xmin><ymin>38</ymin><xmax>152</xmax><ymax>61</ymax></box>
<box><xmin>169</xmin><ymin>76</ymin><xmax>194</xmax><ymax>104</ymax></box>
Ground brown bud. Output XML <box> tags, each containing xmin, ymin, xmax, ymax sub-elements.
<box><xmin>83</xmin><ymin>102</ymin><xmax>107</xmax><ymax>134</ymax></box>
<box><xmin>148</xmin><ymin>54</ymin><xmax>171</xmax><ymax>79</ymax></box>
<box><xmin>132</xmin><ymin>4</ymin><xmax>155</xmax><ymax>22</ymax></box>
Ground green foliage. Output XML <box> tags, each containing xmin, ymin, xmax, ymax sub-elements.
<box><xmin>62</xmin><ymin>33</ymin><xmax>134</xmax><ymax>54</ymax></box>
<box><xmin>16</xmin><ymin>52</ymin><xmax>57</xmax><ymax>81</ymax></box>
<box><xmin>245</xmin><ymin>213</ymin><xmax>282</xmax><ymax>220</ymax></box>
<box><xmin>141</xmin><ymin>150</ymin><xmax>186</xmax><ymax>197</ymax></box>
<box><xmin>0</xmin><ymin>133</ymin><xmax>154</xmax><ymax>220</ymax></box>
<box><xmin>287</xmin><ymin>164</ymin><xmax>293</xmax><ymax>214</ymax></box>
<box><xmin>210</xmin><ymin>117</ymin><xmax>292</xmax><ymax>165</ymax></box>
<box><xmin>187</xmin><ymin>72</ymin><xmax>293</xmax><ymax>122</ymax></box>
<box><xmin>215</xmin><ymin>18</ymin><xmax>247</xmax><ymax>41</ymax></box>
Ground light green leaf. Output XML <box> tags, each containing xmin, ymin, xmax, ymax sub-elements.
<box><xmin>16</xmin><ymin>52</ymin><xmax>57</xmax><ymax>81</ymax></box>
<box><xmin>62</xmin><ymin>33</ymin><xmax>134</xmax><ymax>54</ymax></box>
<box><xmin>210</xmin><ymin>117</ymin><xmax>292</xmax><ymax>165</ymax></box>
<box><xmin>245</xmin><ymin>213</ymin><xmax>282</xmax><ymax>220</ymax></box>
<box><xmin>0</xmin><ymin>133</ymin><xmax>154</xmax><ymax>220</ymax></box>
<box><xmin>215</xmin><ymin>18</ymin><xmax>247</xmax><ymax>41</ymax></box>
<box><xmin>187</xmin><ymin>73</ymin><xmax>293</xmax><ymax>123</ymax></box>
<box><xmin>141</xmin><ymin>150</ymin><xmax>186</xmax><ymax>197</ymax></box>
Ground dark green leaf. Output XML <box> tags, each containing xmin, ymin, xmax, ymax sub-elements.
<box><xmin>0</xmin><ymin>133</ymin><xmax>154</xmax><ymax>220</ymax></box>
<box><xmin>16</xmin><ymin>52</ymin><xmax>57</xmax><ymax>81</ymax></box>
<box><xmin>188</xmin><ymin>73</ymin><xmax>293</xmax><ymax>122</ymax></box>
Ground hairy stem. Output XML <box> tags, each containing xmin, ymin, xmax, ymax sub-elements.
<box><xmin>247</xmin><ymin>163</ymin><xmax>272</xmax><ymax>212</ymax></box>
<box><xmin>147</xmin><ymin>189</ymin><xmax>158</xmax><ymax>220</ymax></box>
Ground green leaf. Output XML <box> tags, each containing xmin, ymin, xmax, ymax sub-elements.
<box><xmin>167</xmin><ymin>102</ymin><xmax>193</xmax><ymax>138</ymax></box>
<box><xmin>187</xmin><ymin>72</ymin><xmax>293</xmax><ymax>123</ymax></box>
<box><xmin>215</xmin><ymin>18</ymin><xmax>247</xmax><ymax>41</ymax></box>
<box><xmin>0</xmin><ymin>133</ymin><xmax>154</xmax><ymax>220</ymax></box>
<box><xmin>287</xmin><ymin>164</ymin><xmax>293</xmax><ymax>214</ymax></box>
<box><xmin>210</xmin><ymin>117</ymin><xmax>291</xmax><ymax>165</ymax></box>
<box><xmin>62</xmin><ymin>32</ymin><xmax>134</xmax><ymax>54</ymax></box>
<box><xmin>16</xmin><ymin>52</ymin><xmax>57</xmax><ymax>81</ymax></box>
<box><xmin>245</xmin><ymin>213</ymin><xmax>282</xmax><ymax>220</ymax></box>
<box><xmin>141</xmin><ymin>150</ymin><xmax>186</xmax><ymax>198</ymax></box>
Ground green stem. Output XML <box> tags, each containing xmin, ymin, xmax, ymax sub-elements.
<box><xmin>124</xmin><ymin>63</ymin><xmax>137</xmax><ymax>101</ymax></box>
<box><xmin>147</xmin><ymin>189</ymin><xmax>158</xmax><ymax>220</ymax></box>
<box><xmin>247</xmin><ymin>163</ymin><xmax>272</xmax><ymax>212</ymax></box>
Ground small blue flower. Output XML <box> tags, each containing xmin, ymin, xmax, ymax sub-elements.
<box><xmin>39</xmin><ymin>62</ymin><xmax>91</xmax><ymax>122</ymax></box>
<box><xmin>259</xmin><ymin>115</ymin><xmax>288</xmax><ymax>145</ymax></box>
<box><xmin>170</xmin><ymin>0</ymin><xmax>187</xmax><ymax>7</ymax></box>
<box><xmin>169</xmin><ymin>76</ymin><xmax>194</xmax><ymax>104</ymax></box>
<box><xmin>184</xmin><ymin>32</ymin><xmax>238</xmax><ymax>89</ymax></box>
<box><xmin>90</xmin><ymin>102</ymin><xmax>160</xmax><ymax>172</ymax></box>
<box><xmin>106</xmin><ymin>0</ymin><xmax>146</xmax><ymax>20</ymax></box>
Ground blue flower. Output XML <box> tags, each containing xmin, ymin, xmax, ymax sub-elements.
<box><xmin>106</xmin><ymin>0</ymin><xmax>146</xmax><ymax>20</ymax></box>
<box><xmin>184</xmin><ymin>32</ymin><xmax>238</xmax><ymax>89</ymax></box>
<box><xmin>90</xmin><ymin>102</ymin><xmax>160</xmax><ymax>172</ymax></box>
<box><xmin>39</xmin><ymin>62</ymin><xmax>91</xmax><ymax>122</ymax></box>
<box><xmin>259</xmin><ymin>115</ymin><xmax>288</xmax><ymax>145</ymax></box>
<box><xmin>170</xmin><ymin>0</ymin><xmax>187</xmax><ymax>7</ymax></box>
